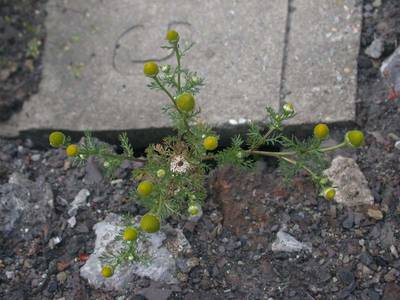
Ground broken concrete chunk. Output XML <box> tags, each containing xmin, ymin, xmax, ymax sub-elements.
<box><xmin>323</xmin><ymin>156</ymin><xmax>374</xmax><ymax>206</ymax></box>
<box><xmin>271</xmin><ymin>229</ymin><xmax>312</xmax><ymax>253</ymax></box>
<box><xmin>80</xmin><ymin>213</ymin><xmax>194</xmax><ymax>291</ymax></box>
<box><xmin>365</xmin><ymin>38</ymin><xmax>384</xmax><ymax>59</ymax></box>
<box><xmin>68</xmin><ymin>189</ymin><xmax>90</xmax><ymax>216</ymax></box>
<box><xmin>0</xmin><ymin>172</ymin><xmax>54</xmax><ymax>239</ymax></box>
<box><xmin>381</xmin><ymin>46</ymin><xmax>400</xmax><ymax>99</ymax></box>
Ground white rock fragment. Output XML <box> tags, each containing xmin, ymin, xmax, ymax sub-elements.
<box><xmin>271</xmin><ymin>229</ymin><xmax>312</xmax><ymax>253</ymax></box>
<box><xmin>31</xmin><ymin>154</ymin><xmax>41</xmax><ymax>161</ymax></box>
<box><xmin>390</xmin><ymin>245</ymin><xmax>399</xmax><ymax>258</ymax></box>
<box><xmin>49</xmin><ymin>236</ymin><xmax>62</xmax><ymax>249</ymax></box>
<box><xmin>228</xmin><ymin>118</ymin><xmax>251</xmax><ymax>125</ymax></box>
<box><xmin>323</xmin><ymin>156</ymin><xmax>374</xmax><ymax>206</ymax></box>
<box><xmin>110</xmin><ymin>179</ymin><xmax>123</xmax><ymax>185</ymax></box>
<box><xmin>68</xmin><ymin>189</ymin><xmax>90</xmax><ymax>216</ymax></box>
<box><xmin>238</xmin><ymin>117</ymin><xmax>251</xmax><ymax>124</ymax></box>
<box><xmin>5</xmin><ymin>271</ymin><xmax>15</xmax><ymax>280</ymax></box>
<box><xmin>365</xmin><ymin>38</ymin><xmax>383</xmax><ymax>59</ymax></box>
<box><xmin>228</xmin><ymin>119</ymin><xmax>238</xmax><ymax>125</ymax></box>
<box><xmin>67</xmin><ymin>216</ymin><xmax>77</xmax><ymax>228</ymax></box>
<box><xmin>380</xmin><ymin>46</ymin><xmax>400</xmax><ymax>98</ymax></box>
<box><xmin>80</xmin><ymin>213</ymin><xmax>193</xmax><ymax>291</ymax></box>
<box><xmin>372</xmin><ymin>0</ymin><xmax>382</xmax><ymax>8</ymax></box>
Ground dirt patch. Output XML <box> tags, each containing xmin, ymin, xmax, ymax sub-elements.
<box><xmin>0</xmin><ymin>0</ymin><xmax>47</xmax><ymax>121</ymax></box>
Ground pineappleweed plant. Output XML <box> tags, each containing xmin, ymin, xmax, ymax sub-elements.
<box><xmin>48</xmin><ymin>30</ymin><xmax>365</xmax><ymax>277</ymax></box>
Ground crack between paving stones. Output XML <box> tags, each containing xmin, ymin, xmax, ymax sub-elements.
<box><xmin>278</xmin><ymin>0</ymin><xmax>294</xmax><ymax>111</ymax></box>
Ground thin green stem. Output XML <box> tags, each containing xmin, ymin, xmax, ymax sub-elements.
<box><xmin>156</xmin><ymin>196</ymin><xmax>163</xmax><ymax>216</ymax></box>
<box><xmin>319</xmin><ymin>142</ymin><xmax>346</xmax><ymax>152</ymax></box>
<box><xmin>154</xmin><ymin>76</ymin><xmax>178</xmax><ymax>109</ymax></box>
<box><xmin>248</xmin><ymin>142</ymin><xmax>346</xmax><ymax>157</ymax></box>
<box><xmin>174</xmin><ymin>44</ymin><xmax>181</xmax><ymax>92</ymax></box>
<box><xmin>280</xmin><ymin>156</ymin><xmax>317</xmax><ymax>179</ymax></box>
<box><xmin>263</xmin><ymin>127</ymin><xmax>275</xmax><ymax>141</ymax></box>
<box><xmin>250</xmin><ymin>127</ymin><xmax>276</xmax><ymax>151</ymax></box>
<box><xmin>108</xmin><ymin>153</ymin><xmax>146</xmax><ymax>163</ymax></box>
<box><xmin>82</xmin><ymin>150</ymin><xmax>146</xmax><ymax>163</ymax></box>
<box><xmin>154</xmin><ymin>76</ymin><xmax>193</xmax><ymax>136</ymax></box>
<box><xmin>248</xmin><ymin>150</ymin><xmax>282</xmax><ymax>158</ymax></box>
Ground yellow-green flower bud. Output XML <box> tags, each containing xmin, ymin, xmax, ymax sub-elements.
<box><xmin>203</xmin><ymin>136</ymin><xmax>218</xmax><ymax>151</ymax></box>
<box><xmin>166</xmin><ymin>30</ymin><xmax>179</xmax><ymax>43</ymax></box>
<box><xmin>345</xmin><ymin>130</ymin><xmax>365</xmax><ymax>148</ymax></box>
<box><xmin>176</xmin><ymin>93</ymin><xmax>195</xmax><ymax>112</ymax></box>
<box><xmin>283</xmin><ymin>103</ymin><xmax>295</xmax><ymax>114</ymax></box>
<box><xmin>49</xmin><ymin>131</ymin><xmax>65</xmax><ymax>148</ymax></box>
<box><xmin>123</xmin><ymin>227</ymin><xmax>138</xmax><ymax>241</ymax></box>
<box><xmin>157</xmin><ymin>169</ymin><xmax>166</xmax><ymax>178</ymax></box>
<box><xmin>323</xmin><ymin>187</ymin><xmax>336</xmax><ymax>201</ymax></box>
<box><xmin>161</xmin><ymin>65</ymin><xmax>170</xmax><ymax>73</ymax></box>
<box><xmin>188</xmin><ymin>204</ymin><xmax>201</xmax><ymax>216</ymax></box>
<box><xmin>66</xmin><ymin>144</ymin><xmax>79</xmax><ymax>157</ymax></box>
<box><xmin>137</xmin><ymin>180</ymin><xmax>154</xmax><ymax>197</ymax></box>
<box><xmin>314</xmin><ymin>123</ymin><xmax>329</xmax><ymax>140</ymax></box>
<box><xmin>191</xmin><ymin>75</ymin><xmax>200</xmax><ymax>84</ymax></box>
<box><xmin>140</xmin><ymin>214</ymin><xmax>160</xmax><ymax>233</ymax></box>
<box><xmin>143</xmin><ymin>61</ymin><xmax>159</xmax><ymax>77</ymax></box>
<box><xmin>101</xmin><ymin>265</ymin><xmax>113</xmax><ymax>278</ymax></box>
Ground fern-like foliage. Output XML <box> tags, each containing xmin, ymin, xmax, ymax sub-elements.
<box><xmin>49</xmin><ymin>30</ymin><xmax>358</xmax><ymax>275</ymax></box>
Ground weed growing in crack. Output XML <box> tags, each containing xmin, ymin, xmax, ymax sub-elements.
<box><xmin>47</xmin><ymin>30</ymin><xmax>365</xmax><ymax>277</ymax></box>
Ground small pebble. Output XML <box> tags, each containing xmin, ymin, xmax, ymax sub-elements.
<box><xmin>56</xmin><ymin>272</ymin><xmax>67</xmax><ymax>284</ymax></box>
<box><xmin>49</xmin><ymin>237</ymin><xmax>62</xmax><ymax>249</ymax></box>
<box><xmin>368</xmin><ymin>208</ymin><xmax>384</xmax><ymax>220</ymax></box>
<box><xmin>372</xmin><ymin>0</ymin><xmax>382</xmax><ymax>8</ymax></box>
<box><xmin>31</xmin><ymin>154</ymin><xmax>41</xmax><ymax>161</ymax></box>
<box><xmin>67</xmin><ymin>216</ymin><xmax>76</xmax><ymax>228</ymax></box>
<box><xmin>390</xmin><ymin>245</ymin><xmax>399</xmax><ymax>258</ymax></box>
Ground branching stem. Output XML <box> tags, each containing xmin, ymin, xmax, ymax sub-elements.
<box><xmin>83</xmin><ymin>150</ymin><xmax>146</xmax><ymax>163</ymax></box>
<box><xmin>250</xmin><ymin>127</ymin><xmax>276</xmax><ymax>151</ymax></box>
<box><xmin>248</xmin><ymin>142</ymin><xmax>346</xmax><ymax>158</ymax></box>
<box><xmin>154</xmin><ymin>61</ymin><xmax>193</xmax><ymax>137</ymax></box>
<box><xmin>154</xmin><ymin>77</ymin><xmax>178</xmax><ymax>109</ymax></box>
<box><xmin>280</xmin><ymin>156</ymin><xmax>317</xmax><ymax>179</ymax></box>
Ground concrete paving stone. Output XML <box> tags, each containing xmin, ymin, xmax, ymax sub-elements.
<box><xmin>283</xmin><ymin>0</ymin><xmax>361</xmax><ymax>125</ymax></box>
<box><xmin>0</xmin><ymin>0</ymin><xmax>288</xmax><ymax>145</ymax></box>
<box><xmin>0</xmin><ymin>0</ymin><xmax>362</xmax><ymax>145</ymax></box>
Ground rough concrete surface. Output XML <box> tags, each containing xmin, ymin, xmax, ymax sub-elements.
<box><xmin>283</xmin><ymin>0</ymin><xmax>361</xmax><ymax>125</ymax></box>
<box><xmin>0</xmin><ymin>0</ymin><xmax>362</xmax><ymax>142</ymax></box>
<box><xmin>0</xmin><ymin>0</ymin><xmax>287</xmax><ymax>142</ymax></box>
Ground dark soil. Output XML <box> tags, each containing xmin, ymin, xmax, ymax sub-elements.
<box><xmin>0</xmin><ymin>0</ymin><xmax>400</xmax><ymax>300</ymax></box>
<box><xmin>0</xmin><ymin>0</ymin><xmax>47</xmax><ymax>121</ymax></box>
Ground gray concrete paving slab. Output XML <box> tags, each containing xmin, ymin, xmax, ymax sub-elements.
<box><xmin>0</xmin><ymin>0</ymin><xmax>363</xmax><ymax>145</ymax></box>
<box><xmin>0</xmin><ymin>0</ymin><xmax>288</xmax><ymax>143</ymax></box>
<box><xmin>283</xmin><ymin>0</ymin><xmax>361</xmax><ymax>125</ymax></box>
